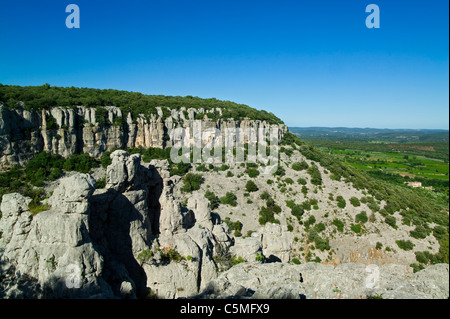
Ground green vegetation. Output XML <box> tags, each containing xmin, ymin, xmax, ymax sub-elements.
<box><xmin>281</xmin><ymin>131</ymin><xmax>449</xmax><ymax>264</ymax></box>
<box><xmin>220</xmin><ymin>192</ymin><xmax>238</xmax><ymax>207</ymax></box>
<box><xmin>355</xmin><ymin>211</ymin><xmax>368</xmax><ymax>224</ymax></box>
<box><xmin>181</xmin><ymin>173</ymin><xmax>203</xmax><ymax>193</ymax></box>
<box><xmin>258</xmin><ymin>193</ymin><xmax>281</xmax><ymax>225</ymax></box>
<box><xmin>245</xmin><ymin>180</ymin><xmax>259</xmax><ymax>192</ymax></box>
<box><xmin>0</xmin><ymin>151</ymin><xmax>102</xmax><ymax>206</ymax></box>
<box><xmin>396</xmin><ymin>240</ymin><xmax>414</xmax><ymax>251</ymax></box>
<box><xmin>332</xmin><ymin>218</ymin><xmax>345</xmax><ymax>232</ymax></box>
<box><xmin>336</xmin><ymin>196</ymin><xmax>346</xmax><ymax>209</ymax></box>
<box><xmin>204</xmin><ymin>190</ymin><xmax>220</xmax><ymax>210</ymax></box>
<box><xmin>0</xmin><ymin>84</ymin><xmax>283</xmax><ymax>124</ymax></box>
<box><xmin>307</xmin><ymin>164</ymin><xmax>322</xmax><ymax>186</ymax></box>
<box><xmin>223</xmin><ymin>217</ymin><xmax>243</xmax><ymax>237</ymax></box>
<box><xmin>349</xmin><ymin>196</ymin><xmax>361</xmax><ymax>207</ymax></box>
<box><xmin>292</xmin><ymin>161</ymin><xmax>309</xmax><ymax>171</ymax></box>
<box><xmin>307</xmin><ymin>228</ymin><xmax>330</xmax><ymax>251</ymax></box>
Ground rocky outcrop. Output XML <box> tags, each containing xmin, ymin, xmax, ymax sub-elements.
<box><xmin>198</xmin><ymin>262</ymin><xmax>449</xmax><ymax>299</ymax></box>
<box><xmin>230</xmin><ymin>223</ymin><xmax>293</xmax><ymax>263</ymax></box>
<box><xmin>0</xmin><ymin>104</ymin><xmax>287</xmax><ymax>169</ymax></box>
<box><xmin>0</xmin><ymin>150</ymin><xmax>233</xmax><ymax>298</ymax></box>
<box><xmin>0</xmin><ymin>175</ymin><xmax>113</xmax><ymax>298</ymax></box>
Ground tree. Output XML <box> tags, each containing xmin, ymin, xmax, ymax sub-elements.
<box><xmin>181</xmin><ymin>173</ymin><xmax>203</xmax><ymax>193</ymax></box>
<box><xmin>205</xmin><ymin>190</ymin><xmax>220</xmax><ymax>209</ymax></box>
<box><xmin>245</xmin><ymin>180</ymin><xmax>259</xmax><ymax>192</ymax></box>
<box><xmin>292</xmin><ymin>161</ymin><xmax>309</xmax><ymax>171</ymax></box>
<box><xmin>220</xmin><ymin>192</ymin><xmax>237</xmax><ymax>207</ymax></box>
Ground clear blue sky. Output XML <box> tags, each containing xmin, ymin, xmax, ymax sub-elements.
<box><xmin>0</xmin><ymin>0</ymin><xmax>448</xmax><ymax>129</ymax></box>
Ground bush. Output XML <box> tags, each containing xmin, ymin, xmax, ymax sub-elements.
<box><xmin>297</xmin><ymin>177</ymin><xmax>307</xmax><ymax>185</ymax></box>
<box><xmin>307</xmin><ymin>229</ymin><xmax>330</xmax><ymax>251</ymax></box>
<box><xmin>304</xmin><ymin>215</ymin><xmax>316</xmax><ymax>228</ymax></box>
<box><xmin>196</xmin><ymin>164</ymin><xmax>208</xmax><ymax>172</ymax></box>
<box><xmin>245</xmin><ymin>180</ymin><xmax>259</xmax><ymax>192</ymax></box>
<box><xmin>260</xmin><ymin>191</ymin><xmax>270</xmax><ymax>200</ymax></box>
<box><xmin>301</xmin><ymin>185</ymin><xmax>308</xmax><ymax>195</ymax></box>
<box><xmin>332</xmin><ymin>218</ymin><xmax>345</xmax><ymax>232</ymax></box>
<box><xmin>307</xmin><ymin>164</ymin><xmax>322</xmax><ymax>186</ymax></box>
<box><xmin>181</xmin><ymin>173</ymin><xmax>203</xmax><ymax>192</ymax></box>
<box><xmin>220</xmin><ymin>192</ymin><xmax>238</xmax><ymax>207</ymax></box>
<box><xmin>284</xmin><ymin>177</ymin><xmax>294</xmax><ymax>184</ymax></box>
<box><xmin>410</xmin><ymin>225</ymin><xmax>431</xmax><ymax>239</ymax></box>
<box><xmin>273</xmin><ymin>166</ymin><xmax>285</xmax><ymax>177</ymax></box>
<box><xmin>63</xmin><ymin>153</ymin><xmax>99</xmax><ymax>173</ymax></box>
<box><xmin>100</xmin><ymin>151</ymin><xmax>113</xmax><ymax>168</ymax></box>
<box><xmin>292</xmin><ymin>258</ymin><xmax>301</xmax><ymax>264</ymax></box>
<box><xmin>205</xmin><ymin>190</ymin><xmax>220</xmax><ymax>209</ymax></box>
<box><xmin>292</xmin><ymin>161</ymin><xmax>309</xmax><ymax>171</ymax></box>
<box><xmin>291</xmin><ymin>204</ymin><xmax>304</xmax><ymax>220</ymax></box>
<box><xmin>246</xmin><ymin>167</ymin><xmax>260</xmax><ymax>178</ymax></box>
<box><xmin>349</xmin><ymin>197</ymin><xmax>361</xmax><ymax>207</ymax></box>
<box><xmin>355</xmin><ymin>211</ymin><xmax>368</xmax><ymax>224</ymax></box>
<box><xmin>351</xmin><ymin>224</ymin><xmax>362</xmax><ymax>234</ymax></box>
<box><xmin>258</xmin><ymin>206</ymin><xmax>279</xmax><ymax>225</ymax></box>
<box><xmin>385</xmin><ymin>215</ymin><xmax>397</xmax><ymax>228</ymax></box>
<box><xmin>396</xmin><ymin>240</ymin><xmax>414</xmax><ymax>251</ymax></box>
<box><xmin>336</xmin><ymin>196</ymin><xmax>346</xmax><ymax>209</ymax></box>
<box><xmin>314</xmin><ymin>222</ymin><xmax>326</xmax><ymax>232</ymax></box>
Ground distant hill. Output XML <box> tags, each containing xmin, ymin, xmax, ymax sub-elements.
<box><xmin>289</xmin><ymin>127</ymin><xmax>449</xmax><ymax>143</ymax></box>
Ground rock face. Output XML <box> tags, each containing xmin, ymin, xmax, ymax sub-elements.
<box><xmin>0</xmin><ymin>175</ymin><xmax>112</xmax><ymax>298</ymax></box>
<box><xmin>0</xmin><ymin>104</ymin><xmax>287</xmax><ymax>169</ymax></box>
<box><xmin>198</xmin><ymin>262</ymin><xmax>449</xmax><ymax>299</ymax></box>
<box><xmin>0</xmin><ymin>150</ymin><xmax>233</xmax><ymax>298</ymax></box>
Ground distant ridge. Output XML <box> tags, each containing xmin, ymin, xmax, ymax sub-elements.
<box><xmin>289</xmin><ymin>127</ymin><xmax>449</xmax><ymax>143</ymax></box>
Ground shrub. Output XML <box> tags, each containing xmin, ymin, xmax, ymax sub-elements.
<box><xmin>284</xmin><ymin>177</ymin><xmax>294</xmax><ymax>184</ymax></box>
<box><xmin>307</xmin><ymin>164</ymin><xmax>322</xmax><ymax>186</ymax></box>
<box><xmin>410</xmin><ymin>225</ymin><xmax>431</xmax><ymax>239</ymax></box>
<box><xmin>245</xmin><ymin>180</ymin><xmax>259</xmax><ymax>192</ymax></box>
<box><xmin>224</xmin><ymin>217</ymin><xmax>243</xmax><ymax>233</ymax></box>
<box><xmin>336</xmin><ymin>196</ymin><xmax>346</xmax><ymax>209</ymax></box>
<box><xmin>304</xmin><ymin>215</ymin><xmax>316</xmax><ymax>228</ymax></box>
<box><xmin>290</xmin><ymin>204</ymin><xmax>304</xmax><ymax>220</ymax></box>
<box><xmin>292</xmin><ymin>258</ymin><xmax>301</xmax><ymax>264</ymax></box>
<box><xmin>332</xmin><ymin>218</ymin><xmax>345</xmax><ymax>232</ymax></box>
<box><xmin>181</xmin><ymin>173</ymin><xmax>203</xmax><ymax>192</ymax></box>
<box><xmin>160</xmin><ymin>245</ymin><xmax>184</xmax><ymax>263</ymax></box>
<box><xmin>396</xmin><ymin>240</ymin><xmax>414</xmax><ymax>251</ymax></box>
<box><xmin>205</xmin><ymin>190</ymin><xmax>220</xmax><ymax>209</ymax></box>
<box><xmin>258</xmin><ymin>206</ymin><xmax>279</xmax><ymax>225</ymax></box>
<box><xmin>301</xmin><ymin>185</ymin><xmax>308</xmax><ymax>195</ymax></box>
<box><xmin>260</xmin><ymin>191</ymin><xmax>271</xmax><ymax>200</ymax></box>
<box><xmin>307</xmin><ymin>229</ymin><xmax>330</xmax><ymax>251</ymax></box>
<box><xmin>385</xmin><ymin>215</ymin><xmax>397</xmax><ymax>228</ymax></box>
<box><xmin>292</xmin><ymin>161</ymin><xmax>309</xmax><ymax>171</ymax></box>
<box><xmin>246</xmin><ymin>167</ymin><xmax>260</xmax><ymax>178</ymax></box>
<box><xmin>355</xmin><ymin>211</ymin><xmax>368</xmax><ymax>224</ymax></box>
<box><xmin>351</xmin><ymin>224</ymin><xmax>362</xmax><ymax>234</ymax></box>
<box><xmin>196</xmin><ymin>164</ymin><xmax>208</xmax><ymax>172</ymax></box>
<box><xmin>349</xmin><ymin>197</ymin><xmax>361</xmax><ymax>207</ymax></box>
<box><xmin>100</xmin><ymin>151</ymin><xmax>113</xmax><ymax>168</ymax></box>
<box><xmin>63</xmin><ymin>153</ymin><xmax>99</xmax><ymax>173</ymax></box>
<box><xmin>297</xmin><ymin>177</ymin><xmax>307</xmax><ymax>185</ymax></box>
<box><xmin>273</xmin><ymin>166</ymin><xmax>285</xmax><ymax>177</ymax></box>
<box><xmin>220</xmin><ymin>192</ymin><xmax>238</xmax><ymax>207</ymax></box>
<box><xmin>314</xmin><ymin>222</ymin><xmax>326</xmax><ymax>232</ymax></box>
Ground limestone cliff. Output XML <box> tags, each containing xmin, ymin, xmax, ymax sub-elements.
<box><xmin>0</xmin><ymin>103</ymin><xmax>287</xmax><ymax>169</ymax></box>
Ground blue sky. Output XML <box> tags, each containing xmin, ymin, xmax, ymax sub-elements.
<box><xmin>0</xmin><ymin>0</ymin><xmax>448</xmax><ymax>129</ymax></box>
